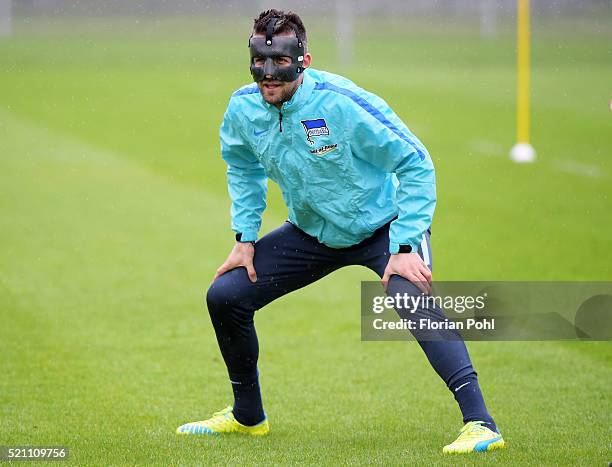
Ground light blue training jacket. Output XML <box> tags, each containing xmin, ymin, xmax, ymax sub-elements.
<box><xmin>220</xmin><ymin>67</ymin><xmax>436</xmax><ymax>254</ymax></box>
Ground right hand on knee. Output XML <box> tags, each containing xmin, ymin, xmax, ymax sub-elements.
<box><xmin>213</xmin><ymin>242</ymin><xmax>257</xmax><ymax>283</ymax></box>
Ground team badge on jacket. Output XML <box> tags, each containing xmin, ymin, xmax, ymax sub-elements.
<box><xmin>301</xmin><ymin>118</ymin><xmax>330</xmax><ymax>145</ymax></box>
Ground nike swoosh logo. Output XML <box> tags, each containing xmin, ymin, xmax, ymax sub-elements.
<box><xmin>253</xmin><ymin>128</ymin><xmax>269</xmax><ymax>137</ymax></box>
<box><xmin>454</xmin><ymin>381</ymin><xmax>471</xmax><ymax>392</ymax></box>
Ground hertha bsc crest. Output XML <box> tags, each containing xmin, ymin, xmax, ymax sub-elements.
<box><xmin>301</xmin><ymin>118</ymin><xmax>330</xmax><ymax>145</ymax></box>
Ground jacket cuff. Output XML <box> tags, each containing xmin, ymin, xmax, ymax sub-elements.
<box><xmin>236</xmin><ymin>229</ymin><xmax>258</xmax><ymax>243</ymax></box>
<box><xmin>389</xmin><ymin>240</ymin><xmax>418</xmax><ymax>255</ymax></box>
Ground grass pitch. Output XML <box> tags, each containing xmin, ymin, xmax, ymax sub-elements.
<box><xmin>1</xmin><ymin>14</ymin><xmax>611</xmax><ymax>465</ymax></box>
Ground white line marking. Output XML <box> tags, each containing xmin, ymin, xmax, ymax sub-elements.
<box><xmin>420</xmin><ymin>236</ymin><xmax>431</xmax><ymax>267</ymax></box>
<box><xmin>553</xmin><ymin>160</ymin><xmax>604</xmax><ymax>179</ymax></box>
<box><xmin>468</xmin><ymin>139</ymin><xmax>505</xmax><ymax>157</ymax></box>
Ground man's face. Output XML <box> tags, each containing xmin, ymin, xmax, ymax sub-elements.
<box><xmin>252</xmin><ymin>54</ymin><xmax>299</xmax><ymax>105</ymax></box>
<box><xmin>251</xmin><ymin>32</ymin><xmax>311</xmax><ymax>106</ymax></box>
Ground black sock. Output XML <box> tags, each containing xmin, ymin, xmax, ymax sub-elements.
<box><xmin>451</xmin><ymin>373</ymin><xmax>498</xmax><ymax>433</ymax></box>
<box><xmin>230</xmin><ymin>372</ymin><xmax>265</xmax><ymax>426</ymax></box>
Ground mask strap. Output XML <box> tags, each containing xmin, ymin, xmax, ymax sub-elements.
<box><xmin>262</xmin><ymin>17</ymin><xmax>304</xmax><ymax>50</ymax></box>
<box><xmin>265</xmin><ymin>17</ymin><xmax>281</xmax><ymax>45</ymax></box>
<box><xmin>285</xmin><ymin>23</ymin><xmax>303</xmax><ymax>49</ymax></box>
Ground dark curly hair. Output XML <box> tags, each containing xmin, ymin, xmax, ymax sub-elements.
<box><xmin>253</xmin><ymin>9</ymin><xmax>308</xmax><ymax>50</ymax></box>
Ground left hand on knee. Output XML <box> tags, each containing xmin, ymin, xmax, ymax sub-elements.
<box><xmin>382</xmin><ymin>253</ymin><xmax>432</xmax><ymax>295</ymax></box>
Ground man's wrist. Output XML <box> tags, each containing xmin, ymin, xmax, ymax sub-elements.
<box><xmin>235</xmin><ymin>232</ymin><xmax>256</xmax><ymax>244</ymax></box>
<box><xmin>389</xmin><ymin>240</ymin><xmax>417</xmax><ymax>255</ymax></box>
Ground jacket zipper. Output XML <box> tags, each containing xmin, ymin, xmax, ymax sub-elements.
<box><xmin>278</xmin><ymin>109</ymin><xmax>283</xmax><ymax>133</ymax></box>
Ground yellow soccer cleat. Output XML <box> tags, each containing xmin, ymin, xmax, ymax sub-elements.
<box><xmin>442</xmin><ymin>421</ymin><xmax>506</xmax><ymax>454</ymax></box>
<box><xmin>176</xmin><ymin>406</ymin><xmax>269</xmax><ymax>436</ymax></box>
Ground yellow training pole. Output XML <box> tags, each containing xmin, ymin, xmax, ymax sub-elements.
<box><xmin>510</xmin><ymin>0</ymin><xmax>536</xmax><ymax>163</ymax></box>
<box><xmin>517</xmin><ymin>0</ymin><xmax>530</xmax><ymax>143</ymax></box>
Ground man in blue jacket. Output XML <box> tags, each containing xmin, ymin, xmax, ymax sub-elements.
<box><xmin>177</xmin><ymin>9</ymin><xmax>505</xmax><ymax>454</ymax></box>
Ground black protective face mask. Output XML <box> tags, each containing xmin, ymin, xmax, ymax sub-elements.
<box><xmin>248</xmin><ymin>17</ymin><xmax>305</xmax><ymax>82</ymax></box>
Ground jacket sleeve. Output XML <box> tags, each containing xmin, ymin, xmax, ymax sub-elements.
<box><xmin>220</xmin><ymin>101</ymin><xmax>268</xmax><ymax>242</ymax></box>
<box><xmin>346</xmin><ymin>91</ymin><xmax>436</xmax><ymax>254</ymax></box>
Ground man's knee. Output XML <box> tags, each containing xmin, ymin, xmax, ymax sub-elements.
<box><xmin>205</xmin><ymin>270</ymin><xmax>256</xmax><ymax>322</ymax></box>
<box><xmin>206</xmin><ymin>280</ymin><xmax>227</xmax><ymax>320</ymax></box>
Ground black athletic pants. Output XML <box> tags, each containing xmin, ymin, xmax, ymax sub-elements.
<box><xmin>206</xmin><ymin>220</ymin><xmax>493</xmax><ymax>427</ymax></box>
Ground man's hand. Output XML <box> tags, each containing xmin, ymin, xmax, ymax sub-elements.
<box><xmin>382</xmin><ymin>253</ymin><xmax>432</xmax><ymax>295</ymax></box>
<box><xmin>213</xmin><ymin>242</ymin><xmax>257</xmax><ymax>283</ymax></box>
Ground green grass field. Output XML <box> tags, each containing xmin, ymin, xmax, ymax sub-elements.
<box><xmin>1</xmin><ymin>14</ymin><xmax>611</xmax><ymax>465</ymax></box>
